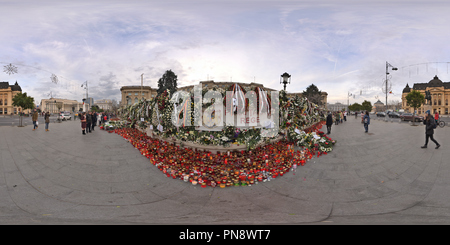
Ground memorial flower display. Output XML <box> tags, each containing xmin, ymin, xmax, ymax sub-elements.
<box><xmin>114</xmin><ymin>84</ymin><xmax>337</xmax><ymax>187</ymax></box>
<box><xmin>112</xmin><ymin>127</ymin><xmax>316</xmax><ymax>187</ymax></box>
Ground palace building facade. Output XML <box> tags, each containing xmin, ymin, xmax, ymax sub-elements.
<box><xmin>120</xmin><ymin>85</ymin><xmax>158</xmax><ymax>109</ymax></box>
<box><xmin>402</xmin><ymin>75</ymin><xmax>450</xmax><ymax>115</ymax></box>
<box><xmin>0</xmin><ymin>81</ymin><xmax>27</xmax><ymax>115</ymax></box>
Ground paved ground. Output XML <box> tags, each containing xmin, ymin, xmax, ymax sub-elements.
<box><xmin>0</xmin><ymin>114</ymin><xmax>73</xmax><ymax>127</ymax></box>
<box><xmin>0</xmin><ymin>115</ymin><xmax>449</xmax><ymax>225</ymax></box>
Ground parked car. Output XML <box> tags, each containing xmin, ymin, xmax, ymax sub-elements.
<box><xmin>389</xmin><ymin>112</ymin><xmax>401</xmax><ymax>118</ymax></box>
<box><xmin>57</xmin><ymin>112</ymin><xmax>71</xmax><ymax>121</ymax></box>
<box><xmin>376</xmin><ymin>112</ymin><xmax>386</xmax><ymax>117</ymax></box>
<box><xmin>400</xmin><ymin>113</ymin><xmax>424</xmax><ymax>122</ymax></box>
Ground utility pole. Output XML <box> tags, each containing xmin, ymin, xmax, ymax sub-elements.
<box><xmin>347</xmin><ymin>91</ymin><xmax>352</xmax><ymax>112</ymax></box>
<box><xmin>141</xmin><ymin>73</ymin><xmax>144</xmax><ymax>101</ymax></box>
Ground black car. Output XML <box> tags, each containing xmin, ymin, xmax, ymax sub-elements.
<box><xmin>376</xmin><ymin>112</ymin><xmax>386</xmax><ymax>117</ymax></box>
<box><xmin>388</xmin><ymin>112</ymin><xmax>401</xmax><ymax>118</ymax></box>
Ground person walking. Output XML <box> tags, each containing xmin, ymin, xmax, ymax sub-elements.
<box><xmin>363</xmin><ymin>111</ymin><xmax>370</xmax><ymax>133</ymax></box>
<box><xmin>421</xmin><ymin>110</ymin><xmax>440</xmax><ymax>149</ymax></box>
<box><xmin>32</xmin><ymin>109</ymin><xmax>38</xmax><ymax>131</ymax></box>
<box><xmin>343</xmin><ymin>111</ymin><xmax>347</xmax><ymax>121</ymax></box>
<box><xmin>81</xmin><ymin>112</ymin><xmax>87</xmax><ymax>135</ymax></box>
<box><xmin>44</xmin><ymin>111</ymin><xmax>50</xmax><ymax>131</ymax></box>
<box><xmin>326</xmin><ymin>111</ymin><xmax>333</xmax><ymax>134</ymax></box>
<box><xmin>361</xmin><ymin>111</ymin><xmax>364</xmax><ymax>123</ymax></box>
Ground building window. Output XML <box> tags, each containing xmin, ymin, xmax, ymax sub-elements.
<box><xmin>127</xmin><ymin>97</ymin><xmax>131</xmax><ymax>105</ymax></box>
<box><xmin>0</xmin><ymin>99</ymin><xmax>2</xmax><ymax>105</ymax></box>
<box><xmin>134</xmin><ymin>98</ymin><xmax>138</xmax><ymax>104</ymax></box>
<box><xmin>4</xmin><ymin>108</ymin><xmax>7</xmax><ymax>114</ymax></box>
<box><xmin>446</xmin><ymin>99</ymin><xmax>448</xmax><ymax>106</ymax></box>
<box><xmin>438</xmin><ymin>100</ymin><xmax>441</xmax><ymax>105</ymax></box>
<box><xmin>0</xmin><ymin>108</ymin><xmax>2</xmax><ymax>114</ymax></box>
<box><xmin>434</xmin><ymin>100</ymin><xmax>437</xmax><ymax>105</ymax></box>
<box><xmin>4</xmin><ymin>99</ymin><xmax>7</xmax><ymax>106</ymax></box>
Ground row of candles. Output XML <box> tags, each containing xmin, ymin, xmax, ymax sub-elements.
<box><xmin>112</xmin><ymin>128</ymin><xmax>318</xmax><ymax>188</ymax></box>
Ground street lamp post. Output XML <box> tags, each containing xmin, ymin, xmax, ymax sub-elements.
<box><xmin>280</xmin><ymin>72</ymin><xmax>291</xmax><ymax>91</ymax></box>
<box><xmin>385</xmin><ymin>61</ymin><xmax>398</xmax><ymax>112</ymax></box>
<box><xmin>347</xmin><ymin>91</ymin><xmax>352</xmax><ymax>112</ymax></box>
<box><xmin>81</xmin><ymin>81</ymin><xmax>88</xmax><ymax>112</ymax></box>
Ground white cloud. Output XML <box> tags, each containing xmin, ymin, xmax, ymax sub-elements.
<box><xmin>1</xmin><ymin>0</ymin><xmax>450</xmax><ymax>107</ymax></box>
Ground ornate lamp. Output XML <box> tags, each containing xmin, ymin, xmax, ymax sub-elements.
<box><xmin>280</xmin><ymin>72</ymin><xmax>291</xmax><ymax>91</ymax></box>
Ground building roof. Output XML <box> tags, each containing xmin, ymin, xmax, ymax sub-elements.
<box><xmin>0</xmin><ymin>81</ymin><xmax>22</xmax><ymax>91</ymax></box>
<box><xmin>402</xmin><ymin>83</ymin><xmax>411</xmax><ymax>93</ymax></box>
<box><xmin>410</xmin><ymin>75</ymin><xmax>450</xmax><ymax>91</ymax></box>
<box><xmin>120</xmin><ymin>86</ymin><xmax>154</xmax><ymax>91</ymax></box>
<box><xmin>374</xmin><ymin>99</ymin><xmax>384</xmax><ymax>105</ymax></box>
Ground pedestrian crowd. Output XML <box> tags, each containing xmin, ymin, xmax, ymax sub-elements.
<box><xmin>325</xmin><ymin>110</ymin><xmax>371</xmax><ymax>135</ymax></box>
<box><xmin>325</xmin><ymin>110</ymin><xmax>348</xmax><ymax>135</ymax></box>
<box><xmin>29</xmin><ymin>109</ymin><xmax>113</xmax><ymax>135</ymax></box>
<box><xmin>80</xmin><ymin>111</ymin><xmax>111</xmax><ymax>135</ymax></box>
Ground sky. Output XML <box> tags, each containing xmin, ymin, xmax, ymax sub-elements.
<box><xmin>1</xmin><ymin>0</ymin><xmax>450</xmax><ymax>107</ymax></box>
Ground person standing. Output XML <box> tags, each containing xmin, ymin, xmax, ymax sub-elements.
<box><xmin>81</xmin><ymin>112</ymin><xmax>87</xmax><ymax>135</ymax></box>
<box><xmin>32</xmin><ymin>109</ymin><xmax>38</xmax><ymax>131</ymax></box>
<box><xmin>363</xmin><ymin>111</ymin><xmax>370</xmax><ymax>133</ymax></box>
<box><xmin>92</xmin><ymin>112</ymin><xmax>97</xmax><ymax>131</ymax></box>
<box><xmin>361</xmin><ymin>111</ymin><xmax>364</xmax><ymax>123</ymax></box>
<box><xmin>434</xmin><ymin>111</ymin><xmax>440</xmax><ymax>125</ymax></box>
<box><xmin>86</xmin><ymin>111</ymin><xmax>92</xmax><ymax>133</ymax></box>
<box><xmin>421</xmin><ymin>110</ymin><xmax>440</xmax><ymax>149</ymax></box>
<box><xmin>44</xmin><ymin>111</ymin><xmax>50</xmax><ymax>131</ymax></box>
<box><xmin>343</xmin><ymin>111</ymin><xmax>347</xmax><ymax>121</ymax></box>
<box><xmin>326</xmin><ymin>111</ymin><xmax>333</xmax><ymax>134</ymax></box>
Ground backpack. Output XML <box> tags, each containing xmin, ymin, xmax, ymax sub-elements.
<box><xmin>432</xmin><ymin>119</ymin><xmax>437</xmax><ymax>129</ymax></box>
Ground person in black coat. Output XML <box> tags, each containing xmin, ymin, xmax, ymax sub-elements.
<box><xmin>91</xmin><ymin>112</ymin><xmax>97</xmax><ymax>131</ymax></box>
<box><xmin>86</xmin><ymin>111</ymin><xmax>92</xmax><ymax>133</ymax></box>
<box><xmin>421</xmin><ymin>110</ymin><xmax>440</xmax><ymax>149</ymax></box>
<box><xmin>326</xmin><ymin>111</ymin><xmax>333</xmax><ymax>134</ymax></box>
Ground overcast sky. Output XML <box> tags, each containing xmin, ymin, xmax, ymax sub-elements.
<box><xmin>1</xmin><ymin>0</ymin><xmax>450</xmax><ymax>106</ymax></box>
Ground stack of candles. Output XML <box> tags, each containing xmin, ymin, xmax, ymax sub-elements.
<box><xmin>113</xmin><ymin>127</ymin><xmax>326</xmax><ymax>188</ymax></box>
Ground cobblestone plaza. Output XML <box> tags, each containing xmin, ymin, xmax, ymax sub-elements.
<box><xmin>0</xmin><ymin>116</ymin><xmax>448</xmax><ymax>224</ymax></box>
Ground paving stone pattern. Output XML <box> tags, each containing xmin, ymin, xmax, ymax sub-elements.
<box><xmin>0</xmin><ymin>116</ymin><xmax>449</xmax><ymax>224</ymax></box>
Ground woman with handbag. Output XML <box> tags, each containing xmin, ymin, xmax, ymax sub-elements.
<box><xmin>363</xmin><ymin>111</ymin><xmax>370</xmax><ymax>133</ymax></box>
<box><xmin>81</xmin><ymin>112</ymin><xmax>87</xmax><ymax>135</ymax></box>
<box><xmin>44</xmin><ymin>111</ymin><xmax>50</xmax><ymax>131</ymax></box>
